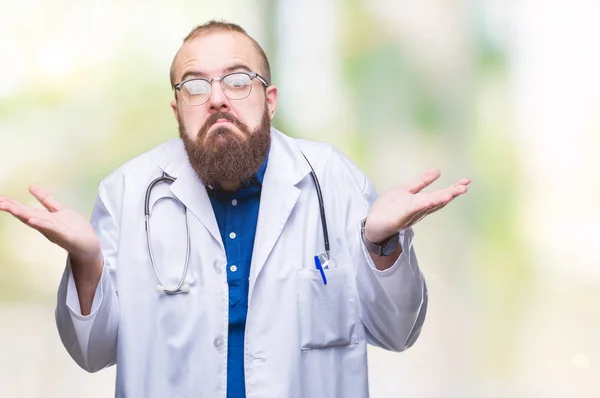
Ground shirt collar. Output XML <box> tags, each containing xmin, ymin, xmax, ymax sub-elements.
<box><xmin>254</xmin><ymin>153</ymin><xmax>269</xmax><ymax>185</ymax></box>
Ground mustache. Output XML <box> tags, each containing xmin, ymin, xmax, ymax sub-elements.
<box><xmin>200</xmin><ymin>111</ymin><xmax>243</xmax><ymax>136</ymax></box>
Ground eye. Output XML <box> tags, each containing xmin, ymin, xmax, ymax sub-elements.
<box><xmin>224</xmin><ymin>74</ymin><xmax>251</xmax><ymax>89</ymax></box>
<box><xmin>183</xmin><ymin>80</ymin><xmax>210</xmax><ymax>95</ymax></box>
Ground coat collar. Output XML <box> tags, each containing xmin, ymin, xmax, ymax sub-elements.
<box><xmin>156</xmin><ymin>129</ymin><xmax>311</xmax><ymax>280</ymax></box>
<box><xmin>157</xmin><ymin>128</ymin><xmax>310</xmax><ymax>188</ymax></box>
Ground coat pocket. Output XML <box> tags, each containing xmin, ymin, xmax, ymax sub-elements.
<box><xmin>297</xmin><ymin>268</ymin><xmax>357</xmax><ymax>350</ymax></box>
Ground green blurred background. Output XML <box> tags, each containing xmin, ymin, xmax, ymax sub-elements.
<box><xmin>1</xmin><ymin>0</ymin><xmax>599</xmax><ymax>396</ymax></box>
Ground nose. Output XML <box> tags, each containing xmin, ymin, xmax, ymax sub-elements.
<box><xmin>207</xmin><ymin>80</ymin><xmax>230</xmax><ymax>113</ymax></box>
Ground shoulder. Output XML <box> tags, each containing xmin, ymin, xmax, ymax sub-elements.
<box><xmin>284</xmin><ymin>133</ymin><xmax>371</xmax><ymax>195</ymax></box>
<box><xmin>98</xmin><ymin>138</ymin><xmax>182</xmax><ymax>195</ymax></box>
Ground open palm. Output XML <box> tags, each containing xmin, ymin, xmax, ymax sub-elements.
<box><xmin>364</xmin><ymin>168</ymin><xmax>471</xmax><ymax>242</ymax></box>
<box><xmin>0</xmin><ymin>185</ymin><xmax>100</xmax><ymax>262</ymax></box>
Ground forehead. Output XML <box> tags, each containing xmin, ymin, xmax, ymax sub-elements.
<box><xmin>174</xmin><ymin>31</ymin><xmax>262</xmax><ymax>80</ymax></box>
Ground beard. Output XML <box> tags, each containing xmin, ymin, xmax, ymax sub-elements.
<box><xmin>178</xmin><ymin>107</ymin><xmax>271</xmax><ymax>188</ymax></box>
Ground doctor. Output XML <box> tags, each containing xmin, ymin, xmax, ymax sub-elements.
<box><xmin>0</xmin><ymin>20</ymin><xmax>470</xmax><ymax>398</ymax></box>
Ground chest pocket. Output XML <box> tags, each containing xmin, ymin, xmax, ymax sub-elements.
<box><xmin>297</xmin><ymin>267</ymin><xmax>358</xmax><ymax>350</ymax></box>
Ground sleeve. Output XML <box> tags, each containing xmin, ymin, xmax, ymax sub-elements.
<box><xmin>334</xmin><ymin>150</ymin><xmax>428</xmax><ymax>352</ymax></box>
<box><xmin>55</xmin><ymin>181</ymin><xmax>121</xmax><ymax>372</ymax></box>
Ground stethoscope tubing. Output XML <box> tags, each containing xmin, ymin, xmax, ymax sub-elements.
<box><xmin>145</xmin><ymin>173</ymin><xmax>191</xmax><ymax>294</ymax></box>
<box><xmin>145</xmin><ymin>153</ymin><xmax>327</xmax><ymax>294</ymax></box>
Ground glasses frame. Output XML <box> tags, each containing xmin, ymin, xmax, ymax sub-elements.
<box><xmin>173</xmin><ymin>71</ymin><xmax>269</xmax><ymax>106</ymax></box>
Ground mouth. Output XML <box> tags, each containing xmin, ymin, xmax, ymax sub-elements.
<box><xmin>213</xmin><ymin>119</ymin><xmax>233</xmax><ymax>126</ymax></box>
<box><xmin>206</xmin><ymin>119</ymin><xmax>235</xmax><ymax>136</ymax></box>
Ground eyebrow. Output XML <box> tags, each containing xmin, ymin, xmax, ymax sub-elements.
<box><xmin>180</xmin><ymin>64</ymin><xmax>253</xmax><ymax>82</ymax></box>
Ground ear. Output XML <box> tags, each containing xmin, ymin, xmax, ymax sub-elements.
<box><xmin>170</xmin><ymin>99</ymin><xmax>178</xmax><ymax>121</ymax></box>
<box><xmin>265</xmin><ymin>85</ymin><xmax>278</xmax><ymax>120</ymax></box>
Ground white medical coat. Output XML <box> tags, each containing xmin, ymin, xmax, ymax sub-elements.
<box><xmin>55</xmin><ymin>128</ymin><xmax>428</xmax><ymax>398</ymax></box>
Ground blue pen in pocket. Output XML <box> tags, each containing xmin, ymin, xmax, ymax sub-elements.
<box><xmin>314</xmin><ymin>255</ymin><xmax>327</xmax><ymax>285</ymax></box>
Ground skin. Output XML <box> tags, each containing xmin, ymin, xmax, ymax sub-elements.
<box><xmin>0</xmin><ymin>30</ymin><xmax>471</xmax><ymax>316</ymax></box>
<box><xmin>171</xmin><ymin>31</ymin><xmax>278</xmax><ymax>191</ymax></box>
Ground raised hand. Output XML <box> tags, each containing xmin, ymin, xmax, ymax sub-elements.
<box><xmin>364</xmin><ymin>168</ymin><xmax>471</xmax><ymax>243</ymax></box>
<box><xmin>0</xmin><ymin>185</ymin><xmax>101</xmax><ymax>263</ymax></box>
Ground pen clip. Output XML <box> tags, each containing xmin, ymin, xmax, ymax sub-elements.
<box><xmin>314</xmin><ymin>255</ymin><xmax>327</xmax><ymax>285</ymax></box>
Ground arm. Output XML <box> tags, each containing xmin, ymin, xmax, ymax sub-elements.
<box><xmin>368</xmin><ymin>242</ymin><xmax>401</xmax><ymax>271</ymax></box>
<box><xmin>69</xmin><ymin>254</ymin><xmax>104</xmax><ymax>316</ymax></box>
<box><xmin>0</xmin><ymin>183</ymin><xmax>120</xmax><ymax>371</ymax></box>
<box><xmin>332</xmin><ymin>152</ymin><xmax>469</xmax><ymax>351</ymax></box>
<box><xmin>55</xmin><ymin>182</ymin><xmax>121</xmax><ymax>372</ymax></box>
<box><xmin>350</xmin><ymin>182</ymin><xmax>428</xmax><ymax>352</ymax></box>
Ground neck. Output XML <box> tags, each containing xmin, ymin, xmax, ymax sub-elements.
<box><xmin>218</xmin><ymin>180</ymin><xmax>242</xmax><ymax>192</ymax></box>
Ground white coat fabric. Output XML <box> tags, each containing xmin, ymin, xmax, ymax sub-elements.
<box><xmin>55</xmin><ymin>128</ymin><xmax>428</xmax><ymax>398</ymax></box>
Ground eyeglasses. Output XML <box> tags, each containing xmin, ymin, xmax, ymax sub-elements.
<box><xmin>174</xmin><ymin>71</ymin><xmax>269</xmax><ymax>106</ymax></box>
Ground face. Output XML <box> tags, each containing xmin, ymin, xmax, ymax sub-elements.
<box><xmin>170</xmin><ymin>31</ymin><xmax>278</xmax><ymax>186</ymax></box>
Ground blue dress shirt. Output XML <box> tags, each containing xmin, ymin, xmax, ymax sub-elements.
<box><xmin>207</xmin><ymin>157</ymin><xmax>268</xmax><ymax>398</ymax></box>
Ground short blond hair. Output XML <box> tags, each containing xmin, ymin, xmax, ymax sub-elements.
<box><xmin>169</xmin><ymin>20</ymin><xmax>272</xmax><ymax>88</ymax></box>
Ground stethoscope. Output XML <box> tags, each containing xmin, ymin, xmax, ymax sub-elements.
<box><xmin>144</xmin><ymin>154</ymin><xmax>329</xmax><ymax>295</ymax></box>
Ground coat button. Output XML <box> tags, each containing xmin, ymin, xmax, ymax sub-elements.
<box><xmin>214</xmin><ymin>336</ymin><xmax>225</xmax><ymax>349</ymax></box>
<box><xmin>214</xmin><ymin>262</ymin><xmax>225</xmax><ymax>273</ymax></box>
<box><xmin>251</xmin><ymin>356</ymin><xmax>265</xmax><ymax>364</ymax></box>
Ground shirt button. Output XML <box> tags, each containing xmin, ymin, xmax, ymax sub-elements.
<box><xmin>214</xmin><ymin>336</ymin><xmax>225</xmax><ymax>349</ymax></box>
<box><xmin>230</xmin><ymin>265</ymin><xmax>238</xmax><ymax>272</ymax></box>
<box><xmin>231</xmin><ymin>199</ymin><xmax>238</xmax><ymax>206</ymax></box>
<box><xmin>229</xmin><ymin>232</ymin><xmax>236</xmax><ymax>239</ymax></box>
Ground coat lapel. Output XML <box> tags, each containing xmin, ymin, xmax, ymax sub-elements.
<box><xmin>249</xmin><ymin>129</ymin><xmax>311</xmax><ymax>286</ymax></box>
<box><xmin>158</xmin><ymin>140</ymin><xmax>224</xmax><ymax>250</ymax></box>
<box><xmin>156</xmin><ymin>131</ymin><xmax>311</xmax><ymax>289</ymax></box>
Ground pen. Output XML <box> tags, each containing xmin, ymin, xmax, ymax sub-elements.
<box><xmin>314</xmin><ymin>255</ymin><xmax>327</xmax><ymax>285</ymax></box>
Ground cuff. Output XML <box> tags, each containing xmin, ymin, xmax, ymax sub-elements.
<box><xmin>362</xmin><ymin>227</ymin><xmax>414</xmax><ymax>277</ymax></box>
<box><xmin>65</xmin><ymin>258</ymin><xmax>108</xmax><ymax>321</ymax></box>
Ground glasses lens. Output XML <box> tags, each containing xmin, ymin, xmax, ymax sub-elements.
<box><xmin>222</xmin><ymin>73</ymin><xmax>252</xmax><ymax>100</ymax></box>
<box><xmin>181</xmin><ymin>80</ymin><xmax>211</xmax><ymax>106</ymax></box>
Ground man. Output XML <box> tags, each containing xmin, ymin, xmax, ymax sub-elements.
<box><xmin>0</xmin><ymin>20</ymin><xmax>470</xmax><ymax>397</ymax></box>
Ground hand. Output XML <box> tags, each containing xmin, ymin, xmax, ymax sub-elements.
<box><xmin>0</xmin><ymin>185</ymin><xmax>101</xmax><ymax>263</ymax></box>
<box><xmin>364</xmin><ymin>168</ymin><xmax>471</xmax><ymax>242</ymax></box>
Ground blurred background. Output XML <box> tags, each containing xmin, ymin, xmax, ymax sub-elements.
<box><xmin>1</xmin><ymin>0</ymin><xmax>599</xmax><ymax>396</ymax></box>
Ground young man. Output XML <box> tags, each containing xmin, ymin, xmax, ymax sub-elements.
<box><xmin>0</xmin><ymin>20</ymin><xmax>470</xmax><ymax>398</ymax></box>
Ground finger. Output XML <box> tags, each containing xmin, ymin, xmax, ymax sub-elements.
<box><xmin>447</xmin><ymin>183</ymin><xmax>469</xmax><ymax>198</ymax></box>
<box><xmin>424</xmin><ymin>202</ymin><xmax>447</xmax><ymax>216</ymax></box>
<box><xmin>404</xmin><ymin>168</ymin><xmax>441</xmax><ymax>194</ymax></box>
<box><xmin>406</xmin><ymin>194</ymin><xmax>445</xmax><ymax>225</ymax></box>
<box><xmin>29</xmin><ymin>185</ymin><xmax>64</xmax><ymax>212</ymax></box>
<box><xmin>0</xmin><ymin>198</ymin><xmax>43</xmax><ymax>224</ymax></box>
<box><xmin>453</xmin><ymin>177</ymin><xmax>471</xmax><ymax>187</ymax></box>
<box><xmin>412</xmin><ymin>189</ymin><xmax>454</xmax><ymax>214</ymax></box>
<box><xmin>404</xmin><ymin>208</ymin><xmax>429</xmax><ymax>229</ymax></box>
<box><xmin>406</xmin><ymin>200</ymin><xmax>450</xmax><ymax>229</ymax></box>
<box><xmin>423</xmin><ymin>182</ymin><xmax>468</xmax><ymax>211</ymax></box>
<box><xmin>428</xmin><ymin>184</ymin><xmax>467</xmax><ymax>203</ymax></box>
